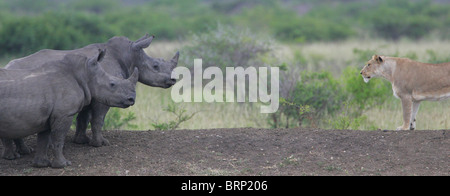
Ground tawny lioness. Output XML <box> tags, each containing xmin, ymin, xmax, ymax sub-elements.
<box><xmin>360</xmin><ymin>55</ymin><xmax>450</xmax><ymax>130</ymax></box>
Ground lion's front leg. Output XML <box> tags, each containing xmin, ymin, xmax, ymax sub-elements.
<box><xmin>397</xmin><ymin>97</ymin><xmax>413</xmax><ymax>131</ymax></box>
<box><xmin>410</xmin><ymin>101</ymin><xmax>421</xmax><ymax>130</ymax></box>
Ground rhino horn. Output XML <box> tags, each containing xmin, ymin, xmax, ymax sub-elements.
<box><xmin>128</xmin><ymin>67</ymin><xmax>139</xmax><ymax>84</ymax></box>
<box><xmin>171</xmin><ymin>51</ymin><xmax>180</xmax><ymax>68</ymax></box>
<box><xmin>132</xmin><ymin>34</ymin><xmax>154</xmax><ymax>50</ymax></box>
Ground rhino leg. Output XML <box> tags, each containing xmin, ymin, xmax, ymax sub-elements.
<box><xmin>1</xmin><ymin>138</ymin><xmax>20</xmax><ymax>160</ymax></box>
<box><xmin>89</xmin><ymin>102</ymin><xmax>110</xmax><ymax>147</ymax></box>
<box><xmin>73</xmin><ymin>107</ymin><xmax>92</xmax><ymax>144</ymax></box>
<box><xmin>14</xmin><ymin>138</ymin><xmax>34</xmax><ymax>155</ymax></box>
<box><xmin>50</xmin><ymin>117</ymin><xmax>72</xmax><ymax>168</ymax></box>
<box><xmin>32</xmin><ymin>130</ymin><xmax>51</xmax><ymax>167</ymax></box>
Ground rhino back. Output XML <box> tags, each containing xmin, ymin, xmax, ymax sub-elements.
<box><xmin>6</xmin><ymin>49</ymin><xmax>69</xmax><ymax>69</ymax></box>
<box><xmin>5</xmin><ymin>44</ymin><xmax>103</xmax><ymax>70</ymax></box>
<box><xmin>6</xmin><ymin>38</ymin><xmax>131</xmax><ymax>80</ymax></box>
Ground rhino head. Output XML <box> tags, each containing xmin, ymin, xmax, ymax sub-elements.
<box><xmin>87</xmin><ymin>49</ymin><xmax>138</xmax><ymax>108</ymax></box>
<box><xmin>129</xmin><ymin>34</ymin><xmax>179</xmax><ymax>88</ymax></box>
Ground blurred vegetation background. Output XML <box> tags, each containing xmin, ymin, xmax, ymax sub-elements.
<box><xmin>1</xmin><ymin>0</ymin><xmax>450</xmax><ymax>131</ymax></box>
<box><xmin>1</xmin><ymin>0</ymin><xmax>450</xmax><ymax>56</ymax></box>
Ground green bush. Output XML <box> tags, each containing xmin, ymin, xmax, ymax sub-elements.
<box><xmin>350</xmin><ymin>48</ymin><xmax>393</xmax><ymax>112</ymax></box>
<box><xmin>1</xmin><ymin>0</ymin><xmax>450</xmax><ymax>57</ymax></box>
<box><xmin>366</xmin><ymin>8</ymin><xmax>437</xmax><ymax>40</ymax></box>
<box><xmin>103</xmin><ymin>108</ymin><xmax>137</xmax><ymax>130</ymax></box>
<box><xmin>329</xmin><ymin>101</ymin><xmax>367</xmax><ymax>130</ymax></box>
<box><xmin>0</xmin><ymin>12</ymin><xmax>114</xmax><ymax>55</ymax></box>
<box><xmin>69</xmin><ymin>108</ymin><xmax>137</xmax><ymax>130</ymax></box>
<box><xmin>279</xmin><ymin>70</ymin><xmax>347</xmax><ymax>127</ymax></box>
<box><xmin>271</xmin><ymin>65</ymin><xmax>392</xmax><ymax>129</ymax></box>
<box><xmin>276</xmin><ymin>17</ymin><xmax>354</xmax><ymax>42</ymax></box>
<box><xmin>361</xmin><ymin>0</ymin><xmax>441</xmax><ymax>40</ymax></box>
<box><xmin>342</xmin><ymin>66</ymin><xmax>392</xmax><ymax>114</ymax></box>
<box><xmin>67</xmin><ymin>0</ymin><xmax>120</xmax><ymax>14</ymax></box>
<box><xmin>274</xmin><ymin>67</ymin><xmax>391</xmax><ymax>129</ymax></box>
<box><xmin>181</xmin><ymin>24</ymin><xmax>273</xmax><ymax>70</ymax></box>
<box><xmin>151</xmin><ymin>102</ymin><xmax>197</xmax><ymax>131</ymax></box>
<box><xmin>236</xmin><ymin>5</ymin><xmax>354</xmax><ymax>42</ymax></box>
<box><xmin>103</xmin><ymin>0</ymin><xmax>222</xmax><ymax>41</ymax></box>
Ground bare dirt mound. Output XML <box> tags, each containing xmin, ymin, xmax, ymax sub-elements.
<box><xmin>0</xmin><ymin>128</ymin><xmax>448</xmax><ymax>176</ymax></box>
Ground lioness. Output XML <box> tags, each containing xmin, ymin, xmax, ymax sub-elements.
<box><xmin>360</xmin><ymin>55</ymin><xmax>450</xmax><ymax>130</ymax></box>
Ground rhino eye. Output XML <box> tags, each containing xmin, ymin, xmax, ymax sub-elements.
<box><xmin>153</xmin><ymin>64</ymin><xmax>160</xmax><ymax>71</ymax></box>
<box><xmin>110</xmin><ymin>82</ymin><xmax>116</xmax><ymax>88</ymax></box>
<box><xmin>367</xmin><ymin>64</ymin><xmax>371</xmax><ymax>67</ymax></box>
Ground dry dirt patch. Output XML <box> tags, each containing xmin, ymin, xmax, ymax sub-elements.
<box><xmin>0</xmin><ymin>128</ymin><xmax>448</xmax><ymax>176</ymax></box>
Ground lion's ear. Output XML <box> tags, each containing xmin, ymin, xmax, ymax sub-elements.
<box><xmin>377</xmin><ymin>56</ymin><xmax>383</xmax><ymax>63</ymax></box>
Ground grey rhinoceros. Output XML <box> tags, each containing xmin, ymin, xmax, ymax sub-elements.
<box><xmin>0</xmin><ymin>49</ymin><xmax>139</xmax><ymax>168</ymax></box>
<box><xmin>6</xmin><ymin>34</ymin><xmax>179</xmax><ymax>149</ymax></box>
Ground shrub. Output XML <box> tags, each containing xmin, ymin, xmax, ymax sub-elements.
<box><xmin>70</xmin><ymin>108</ymin><xmax>137</xmax><ymax>130</ymax></box>
<box><xmin>361</xmin><ymin>0</ymin><xmax>440</xmax><ymax>40</ymax></box>
<box><xmin>329</xmin><ymin>101</ymin><xmax>367</xmax><ymax>130</ymax></box>
<box><xmin>274</xmin><ymin>66</ymin><xmax>391</xmax><ymax>129</ymax></box>
<box><xmin>276</xmin><ymin>17</ymin><xmax>354</xmax><ymax>42</ymax></box>
<box><xmin>103</xmin><ymin>108</ymin><xmax>137</xmax><ymax>130</ymax></box>
<box><xmin>0</xmin><ymin>12</ymin><xmax>115</xmax><ymax>55</ymax></box>
<box><xmin>342</xmin><ymin>66</ymin><xmax>391</xmax><ymax>114</ymax></box>
<box><xmin>103</xmin><ymin>0</ymin><xmax>221</xmax><ymax>41</ymax></box>
<box><xmin>181</xmin><ymin>24</ymin><xmax>273</xmax><ymax>70</ymax></box>
<box><xmin>275</xmin><ymin>70</ymin><xmax>347</xmax><ymax>128</ymax></box>
<box><xmin>348</xmin><ymin>48</ymin><xmax>393</xmax><ymax>113</ymax></box>
<box><xmin>67</xmin><ymin>0</ymin><xmax>120</xmax><ymax>14</ymax></box>
<box><xmin>180</xmin><ymin>24</ymin><xmax>283</xmax><ymax>104</ymax></box>
<box><xmin>236</xmin><ymin>5</ymin><xmax>354</xmax><ymax>42</ymax></box>
<box><xmin>151</xmin><ymin>102</ymin><xmax>197</xmax><ymax>131</ymax></box>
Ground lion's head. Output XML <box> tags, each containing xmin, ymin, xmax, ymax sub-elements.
<box><xmin>360</xmin><ymin>55</ymin><xmax>384</xmax><ymax>83</ymax></box>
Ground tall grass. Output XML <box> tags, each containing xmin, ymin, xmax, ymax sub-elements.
<box><xmin>363</xmin><ymin>98</ymin><xmax>450</xmax><ymax>130</ymax></box>
<box><xmin>123</xmin><ymin>84</ymin><xmax>269</xmax><ymax>130</ymax></box>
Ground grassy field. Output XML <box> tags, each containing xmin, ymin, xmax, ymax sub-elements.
<box><xmin>125</xmin><ymin>85</ymin><xmax>268</xmax><ymax>130</ymax></box>
<box><xmin>363</xmin><ymin>99</ymin><xmax>450</xmax><ymax>130</ymax></box>
<box><xmin>113</xmin><ymin>39</ymin><xmax>450</xmax><ymax>131</ymax></box>
<box><xmin>3</xmin><ymin>39</ymin><xmax>450</xmax><ymax>131</ymax></box>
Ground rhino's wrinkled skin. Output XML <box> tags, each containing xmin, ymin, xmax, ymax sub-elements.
<box><xmin>0</xmin><ymin>50</ymin><xmax>138</xmax><ymax>168</ymax></box>
<box><xmin>6</xmin><ymin>34</ymin><xmax>179</xmax><ymax>148</ymax></box>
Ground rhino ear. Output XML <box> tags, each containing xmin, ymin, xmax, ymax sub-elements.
<box><xmin>135</xmin><ymin>33</ymin><xmax>150</xmax><ymax>43</ymax></box>
<box><xmin>128</xmin><ymin>67</ymin><xmax>139</xmax><ymax>84</ymax></box>
<box><xmin>171</xmin><ymin>51</ymin><xmax>180</xmax><ymax>66</ymax></box>
<box><xmin>87</xmin><ymin>49</ymin><xmax>106</xmax><ymax>70</ymax></box>
<box><xmin>97</xmin><ymin>48</ymin><xmax>106</xmax><ymax>62</ymax></box>
<box><xmin>132</xmin><ymin>35</ymin><xmax>154</xmax><ymax>50</ymax></box>
<box><xmin>87</xmin><ymin>55</ymin><xmax>106</xmax><ymax>78</ymax></box>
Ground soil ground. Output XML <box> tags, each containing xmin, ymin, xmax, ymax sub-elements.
<box><xmin>0</xmin><ymin>128</ymin><xmax>448</xmax><ymax>176</ymax></box>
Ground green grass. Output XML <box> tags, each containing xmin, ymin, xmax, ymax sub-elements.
<box><xmin>363</xmin><ymin>98</ymin><xmax>450</xmax><ymax>130</ymax></box>
<box><xmin>123</xmin><ymin>84</ymin><xmax>269</xmax><ymax>130</ymax></box>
